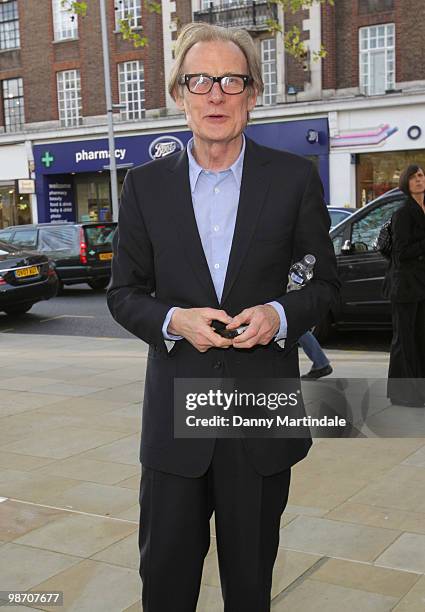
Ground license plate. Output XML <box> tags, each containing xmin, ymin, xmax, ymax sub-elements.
<box><xmin>99</xmin><ymin>252</ymin><xmax>112</xmax><ymax>261</ymax></box>
<box><xmin>15</xmin><ymin>266</ymin><xmax>40</xmax><ymax>278</ymax></box>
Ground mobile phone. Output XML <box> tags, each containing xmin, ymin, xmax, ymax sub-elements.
<box><xmin>211</xmin><ymin>320</ymin><xmax>248</xmax><ymax>339</ymax></box>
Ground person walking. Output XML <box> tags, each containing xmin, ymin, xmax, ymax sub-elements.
<box><xmin>299</xmin><ymin>330</ymin><xmax>333</xmax><ymax>379</ymax></box>
<box><xmin>386</xmin><ymin>164</ymin><xmax>425</xmax><ymax>407</ymax></box>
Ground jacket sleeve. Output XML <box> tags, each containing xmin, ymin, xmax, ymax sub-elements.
<box><xmin>274</xmin><ymin>163</ymin><xmax>340</xmax><ymax>350</ymax></box>
<box><xmin>107</xmin><ymin>168</ymin><xmax>173</xmax><ymax>347</ymax></box>
<box><xmin>392</xmin><ymin>207</ymin><xmax>425</xmax><ymax>262</ymax></box>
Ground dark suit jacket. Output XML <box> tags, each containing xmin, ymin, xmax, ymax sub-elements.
<box><xmin>387</xmin><ymin>196</ymin><xmax>425</xmax><ymax>302</ymax></box>
<box><xmin>107</xmin><ymin>136</ymin><xmax>340</xmax><ymax>477</ymax></box>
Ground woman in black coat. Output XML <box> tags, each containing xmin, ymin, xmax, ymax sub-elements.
<box><xmin>387</xmin><ymin>164</ymin><xmax>425</xmax><ymax>407</ymax></box>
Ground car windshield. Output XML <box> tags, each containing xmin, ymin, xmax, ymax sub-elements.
<box><xmin>84</xmin><ymin>225</ymin><xmax>116</xmax><ymax>247</ymax></box>
<box><xmin>0</xmin><ymin>240</ymin><xmax>13</xmax><ymax>255</ymax></box>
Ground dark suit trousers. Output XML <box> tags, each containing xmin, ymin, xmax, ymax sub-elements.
<box><xmin>139</xmin><ymin>438</ymin><xmax>291</xmax><ymax>612</ymax></box>
<box><xmin>387</xmin><ymin>298</ymin><xmax>425</xmax><ymax>404</ymax></box>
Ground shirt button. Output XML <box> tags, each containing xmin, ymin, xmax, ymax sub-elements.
<box><xmin>213</xmin><ymin>361</ymin><xmax>223</xmax><ymax>369</ymax></box>
<box><xmin>214</xmin><ymin>187</ymin><xmax>220</xmax><ymax>194</ymax></box>
<box><xmin>214</xmin><ymin>263</ymin><xmax>220</xmax><ymax>269</ymax></box>
<box><xmin>214</xmin><ymin>225</ymin><xmax>219</xmax><ymax>232</ymax></box>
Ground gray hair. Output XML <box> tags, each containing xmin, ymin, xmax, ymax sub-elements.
<box><xmin>169</xmin><ymin>22</ymin><xmax>264</xmax><ymax>99</ymax></box>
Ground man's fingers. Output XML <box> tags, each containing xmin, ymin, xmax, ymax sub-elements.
<box><xmin>205</xmin><ymin>308</ymin><xmax>232</xmax><ymax>324</ymax></box>
<box><xmin>226</xmin><ymin>309</ymin><xmax>252</xmax><ymax>330</ymax></box>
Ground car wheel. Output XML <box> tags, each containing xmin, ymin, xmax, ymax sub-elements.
<box><xmin>3</xmin><ymin>303</ymin><xmax>34</xmax><ymax>315</ymax></box>
<box><xmin>312</xmin><ymin>313</ymin><xmax>333</xmax><ymax>343</ymax></box>
<box><xmin>56</xmin><ymin>278</ymin><xmax>65</xmax><ymax>295</ymax></box>
<box><xmin>87</xmin><ymin>278</ymin><xmax>109</xmax><ymax>290</ymax></box>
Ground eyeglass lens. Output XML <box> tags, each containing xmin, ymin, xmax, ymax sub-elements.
<box><xmin>188</xmin><ymin>75</ymin><xmax>245</xmax><ymax>94</ymax></box>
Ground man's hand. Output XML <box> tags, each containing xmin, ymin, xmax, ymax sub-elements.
<box><xmin>227</xmin><ymin>304</ymin><xmax>280</xmax><ymax>349</ymax></box>
<box><xmin>168</xmin><ymin>308</ymin><xmax>233</xmax><ymax>352</ymax></box>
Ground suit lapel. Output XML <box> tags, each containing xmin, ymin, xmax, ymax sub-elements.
<box><xmin>220</xmin><ymin>137</ymin><xmax>273</xmax><ymax>306</ymax></box>
<box><xmin>166</xmin><ymin>150</ymin><xmax>219</xmax><ymax>305</ymax></box>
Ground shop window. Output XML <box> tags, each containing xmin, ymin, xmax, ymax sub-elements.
<box><xmin>52</xmin><ymin>0</ymin><xmax>78</xmax><ymax>41</ymax></box>
<box><xmin>115</xmin><ymin>0</ymin><xmax>142</xmax><ymax>29</ymax></box>
<box><xmin>57</xmin><ymin>69</ymin><xmax>82</xmax><ymax>127</ymax></box>
<box><xmin>357</xmin><ymin>150</ymin><xmax>425</xmax><ymax>207</ymax></box>
<box><xmin>2</xmin><ymin>78</ymin><xmax>25</xmax><ymax>132</ymax></box>
<box><xmin>75</xmin><ymin>175</ymin><xmax>113</xmax><ymax>223</ymax></box>
<box><xmin>0</xmin><ymin>0</ymin><xmax>20</xmax><ymax>50</ymax></box>
<box><xmin>118</xmin><ymin>61</ymin><xmax>145</xmax><ymax>121</ymax></box>
<box><xmin>261</xmin><ymin>38</ymin><xmax>277</xmax><ymax>106</ymax></box>
<box><xmin>359</xmin><ymin>23</ymin><xmax>395</xmax><ymax>95</ymax></box>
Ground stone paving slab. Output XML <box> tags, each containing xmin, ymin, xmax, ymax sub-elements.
<box><xmin>0</xmin><ymin>333</ymin><xmax>424</xmax><ymax>611</ymax></box>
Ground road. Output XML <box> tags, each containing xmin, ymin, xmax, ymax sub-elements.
<box><xmin>0</xmin><ymin>284</ymin><xmax>392</xmax><ymax>351</ymax></box>
<box><xmin>0</xmin><ymin>284</ymin><xmax>133</xmax><ymax>339</ymax></box>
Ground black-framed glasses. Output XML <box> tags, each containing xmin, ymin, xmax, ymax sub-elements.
<box><xmin>179</xmin><ymin>73</ymin><xmax>253</xmax><ymax>95</ymax></box>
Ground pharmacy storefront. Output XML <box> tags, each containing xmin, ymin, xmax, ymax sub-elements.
<box><xmin>329</xmin><ymin>101</ymin><xmax>425</xmax><ymax>208</ymax></box>
<box><xmin>33</xmin><ymin>118</ymin><xmax>330</xmax><ymax>223</ymax></box>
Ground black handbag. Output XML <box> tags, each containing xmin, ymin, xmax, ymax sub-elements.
<box><xmin>375</xmin><ymin>220</ymin><xmax>392</xmax><ymax>259</ymax></box>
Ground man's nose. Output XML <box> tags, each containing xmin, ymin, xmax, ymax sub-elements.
<box><xmin>208</xmin><ymin>81</ymin><xmax>225</xmax><ymax>100</ymax></box>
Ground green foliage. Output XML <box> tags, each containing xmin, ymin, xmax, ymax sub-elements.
<box><xmin>61</xmin><ymin>1</ymin><xmax>87</xmax><ymax>17</ymax></box>
<box><xmin>274</xmin><ymin>0</ymin><xmax>334</xmax><ymax>10</ymax></box>
<box><xmin>118</xmin><ymin>18</ymin><xmax>148</xmax><ymax>48</ymax></box>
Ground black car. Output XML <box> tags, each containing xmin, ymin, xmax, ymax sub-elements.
<box><xmin>327</xmin><ymin>206</ymin><xmax>356</xmax><ymax>229</ymax></box>
<box><xmin>0</xmin><ymin>222</ymin><xmax>117</xmax><ymax>291</ymax></box>
<box><xmin>0</xmin><ymin>240</ymin><xmax>58</xmax><ymax>315</ymax></box>
<box><xmin>316</xmin><ymin>189</ymin><xmax>406</xmax><ymax>341</ymax></box>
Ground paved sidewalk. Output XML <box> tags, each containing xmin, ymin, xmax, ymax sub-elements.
<box><xmin>0</xmin><ymin>334</ymin><xmax>424</xmax><ymax>611</ymax></box>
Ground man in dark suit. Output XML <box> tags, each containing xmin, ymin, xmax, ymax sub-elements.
<box><xmin>107</xmin><ymin>22</ymin><xmax>339</xmax><ymax>612</ymax></box>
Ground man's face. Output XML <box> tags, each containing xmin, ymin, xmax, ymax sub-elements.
<box><xmin>174</xmin><ymin>40</ymin><xmax>257</xmax><ymax>146</ymax></box>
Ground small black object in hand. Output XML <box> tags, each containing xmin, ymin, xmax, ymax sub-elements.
<box><xmin>211</xmin><ymin>320</ymin><xmax>240</xmax><ymax>339</ymax></box>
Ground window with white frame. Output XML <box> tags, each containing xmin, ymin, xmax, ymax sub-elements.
<box><xmin>2</xmin><ymin>78</ymin><xmax>24</xmax><ymax>131</ymax></box>
<box><xmin>57</xmin><ymin>69</ymin><xmax>82</xmax><ymax>127</ymax></box>
<box><xmin>0</xmin><ymin>0</ymin><xmax>20</xmax><ymax>50</ymax></box>
<box><xmin>118</xmin><ymin>61</ymin><xmax>145</xmax><ymax>121</ymax></box>
<box><xmin>359</xmin><ymin>23</ymin><xmax>395</xmax><ymax>95</ymax></box>
<box><xmin>115</xmin><ymin>0</ymin><xmax>142</xmax><ymax>29</ymax></box>
<box><xmin>261</xmin><ymin>38</ymin><xmax>277</xmax><ymax>106</ymax></box>
<box><xmin>52</xmin><ymin>0</ymin><xmax>78</xmax><ymax>41</ymax></box>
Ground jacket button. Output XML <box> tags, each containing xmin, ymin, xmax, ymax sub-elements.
<box><xmin>213</xmin><ymin>361</ymin><xmax>222</xmax><ymax>369</ymax></box>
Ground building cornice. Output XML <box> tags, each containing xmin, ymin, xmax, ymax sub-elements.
<box><xmin>1</xmin><ymin>89</ymin><xmax>425</xmax><ymax>146</ymax></box>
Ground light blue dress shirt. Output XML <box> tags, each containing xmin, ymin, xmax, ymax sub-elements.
<box><xmin>162</xmin><ymin>136</ymin><xmax>287</xmax><ymax>341</ymax></box>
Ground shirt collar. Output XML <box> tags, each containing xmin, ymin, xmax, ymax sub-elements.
<box><xmin>187</xmin><ymin>135</ymin><xmax>246</xmax><ymax>193</ymax></box>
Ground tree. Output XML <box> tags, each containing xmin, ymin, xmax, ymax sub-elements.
<box><xmin>65</xmin><ymin>0</ymin><xmax>334</xmax><ymax>60</ymax></box>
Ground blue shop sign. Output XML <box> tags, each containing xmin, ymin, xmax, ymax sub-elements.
<box><xmin>46</xmin><ymin>174</ymin><xmax>76</xmax><ymax>222</ymax></box>
<box><xmin>34</xmin><ymin>131</ymin><xmax>192</xmax><ymax>176</ymax></box>
<box><xmin>33</xmin><ymin>119</ymin><xmax>329</xmax><ymax>222</ymax></box>
<box><xmin>34</xmin><ymin>119</ymin><xmax>328</xmax><ymax>176</ymax></box>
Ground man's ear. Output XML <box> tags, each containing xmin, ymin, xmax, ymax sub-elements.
<box><xmin>173</xmin><ymin>87</ymin><xmax>185</xmax><ymax>112</ymax></box>
<box><xmin>247</xmin><ymin>87</ymin><xmax>258</xmax><ymax>111</ymax></box>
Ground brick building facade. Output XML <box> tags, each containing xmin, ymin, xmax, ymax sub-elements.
<box><xmin>0</xmin><ymin>0</ymin><xmax>167</xmax><ymax>228</ymax></box>
<box><xmin>1</xmin><ymin>0</ymin><xmax>425</xmax><ymax>228</ymax></box>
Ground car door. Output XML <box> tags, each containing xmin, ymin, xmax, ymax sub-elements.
<box><xmin>337</xmin><ymin>197</ymin><xmax>404</xmax><ymax>325</ymax></box>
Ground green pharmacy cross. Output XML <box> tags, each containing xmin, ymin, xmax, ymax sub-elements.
<box><xmin>42</xmin><ymin>151</ymin><xmax>54</xmax><ymax>168</ymax></box>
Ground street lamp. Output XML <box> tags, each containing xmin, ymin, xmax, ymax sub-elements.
<box><xmin>99</xmin><ymin>0</ymin><xmax>119</xmax><ymax>222</ymax></box>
